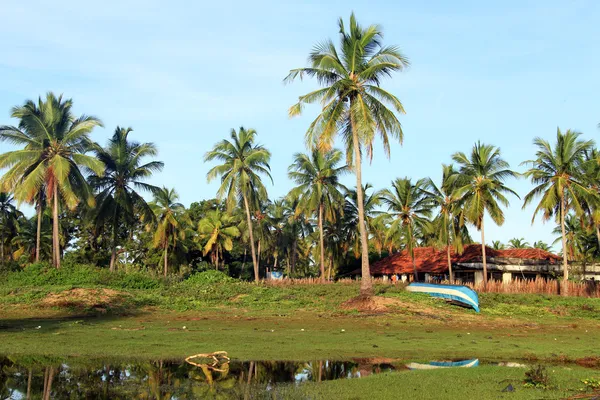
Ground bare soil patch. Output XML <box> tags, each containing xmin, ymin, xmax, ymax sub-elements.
<box><xmin>41</xmin><ymin>288</ymin><xmax>129</xmax><ymax>313</ymax></box>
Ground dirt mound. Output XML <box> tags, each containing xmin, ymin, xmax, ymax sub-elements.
<box><xmin>340</xmin><ymin>296</ymin><xmax>404</xmax><ymax>312</ymax></box>
<box><xmin>41</xmin><ymin>288</ymin><xmax>129</xmax><ymax>313</ymax></box>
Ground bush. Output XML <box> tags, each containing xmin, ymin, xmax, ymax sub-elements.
<box><xmin>183</xmin><ymin>270</ymin><xmax>235</xmax><ymax>286</ymax></box>
<box><xmin>109</xmin><ymin>272</ymin><xmax>162</xmax><ymax>290</ymax></box>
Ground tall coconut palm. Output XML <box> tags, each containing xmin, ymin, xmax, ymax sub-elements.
<box><xmin>580</xmin><ymin>148</ymin><xmax>600</xmax><ymax>249</ymax></box>
<box><xmin>148</xmin><ymin>187</ymin><xmax>188</xmax><ymax>276</ymax></box>
<box><xmin>288</xmin><ymin>149</ymin><xmax>348</xmax><ymax>280</ymax></box>
<box><xmin>0</xmin><ymin>193</ymin><xmax>22</xmax><ymax>266</ymax></box>
<box><xmin>205</xmin><ymin>127</ymin><xmax>272</xmax><ymax>282</ymax></box>
<box><xmin>285</xmin><ymin>13</ymin><xmax>409</xmax><ymax>296</ymax></box>
<box><xmin>381</xmin><ymin>178</ymin><xmax>434</xmax><ymax>281</ymax></box>
<box><xmin>197</xmin><ymin>209</ymin><xmax>240</xmax><ymax>270</ymax></box>
<box><xmin>453</xmin><ymin>142</ymin><xmax>518</xmax><ymax>288</ymax></box>
<box><xmin>425</xmin><ymin>164</ymin><xmax>467</xmax><ymax>281</ymax></box>
<box><xmin>0</xmin><ymin>93</ymin><xmax>104</xmax><ymax>268</ymax></box>
<box><xmin>522</xmin><ymin>128</ymin><xmax>595</xmax><ymax>283</ymax></box>
<box><xmin>89</xmin><ymin>127</ymin><xmax>163</xmax><ymax>271</ymax></box>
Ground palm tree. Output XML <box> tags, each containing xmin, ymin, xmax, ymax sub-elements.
<box><xmin>532</xmin><ymin>241</ymin><xmax>552</xmax><ymax>252</ymax></box>
<box><xmin>148</xmin><ymin>187</ymin><xmax>188</xmax><ymax>276</ymax></box>
<box><xmin>0</xmin><ymin>93</ymin><xmax>104</xmax><ymax>268</ymax></box>
<box><xmin>580</xmin><ymin>148</ymin><xmax>600</xmax><ymax>249</ymax></box>
<box><xmin>491</xmin><ymin>240</ymin><xmax>505</xmax><ymax>250</ymax></box>
<box><xmin>0</xmin><ymin>193</ymin><xmax>22</xmax><ymax>266</ymax></box>
<box><xmin>205</xmin><ymin>127</ymin><xmax>272</xmax><ymax>282</ymax></box>
<box><xmin>522</xmin><ymin>128</ymin><xmax>595</xmax><ymax>283</ymax></box>
<box><xmin>425</xmin><ymin>164</ymin><xmax>467</xmax><ymax>281</ymax></box>
<box><xmin>285</xmin><ymin>13</ymin><xmax>409</xmax><ymax>296</ymax></box>
<box><xmin>12</xmin><ymin>216</ymin><xmax>52</xmax><ymax>262</ymax></box>
<box><xmin>197</xmin><ymin>209</ymin><xmax>240</xmax><ymax>270</ymax></box>
<box><xmin>508</xmin><ymin>238</ymin><xmax>530</xmax><ymax>249</ymax></box>
<box><xmin>288</xmin><ymin>149</ymin><xmax>348</xmax><ymax>280</ymax></box>
<box><xmin>343</xmin><ymin>184</ymin><xmax>383</xmax><ymax>258</ymax></box>
<box><xmin>453</xmin><ymin>142</ymin><xmax>518</xmax><ymax>288</ymax></box>
<box><xmin>89</xmin><ymin>127</ymin><xmax>163</xmax><ymax>271</ymax></box>
<box><xmin>381</xmin><ymin>178</ymin><xmax>434</xmax><ymax>281</ymax></box>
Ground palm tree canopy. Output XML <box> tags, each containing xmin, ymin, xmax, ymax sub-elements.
<box><xmin>149</xmin><ymin>187</ymin><xmax>188</xmax><ymax>249</ymax></box>
<box><xmin>453</xmin><ymin>142</ymin><xmax>518</xmax><ymax>229</ymax></box>
<box><xmin>89</xmin><ymin>126</ymin><xmax>164</xmax><ymax>226</ymax></box>
<box><xmin>508</xmin><ymin>237</ymin><xmax>530</xmax><ymax>249</ymax></box>
<box><xmin>197</xmin><ymin>209</ymin><xmax>241</xmax><ymax>256</ymax></box>
<box><xmin>522</xmin><ymin>128</ymin><xmax>596</xmax><ymax>222</ymax></box>
<box><xmin>288</xmin><ymin>148</ymin><xmax>348</xmax><ymax>221</ymax></box>
<box><xmin>380</xmin><ymin>177</ymin><xmax>434</xmax><ymax>256</ymax></box>
<box><xmin>285</xmin><ymin>12</ymin><xmax>409</xmax><ymax>161</ymax></box>
<box><xmin>204</xmin><ymin>127</ymin><xmax>272</xmax><ymax>210</ymax></box>
<box><xmin>0</xmin><ymin>92</ymin><xmax>104</xmax><ymax>208</ymax></box>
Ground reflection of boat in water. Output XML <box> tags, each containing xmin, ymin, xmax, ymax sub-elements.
<box><xmin>406</xmin><ymin>359</ymin><xmax>479</xmax><ymax>370</ymax></box>
<box><xmin>406</xmin><ymin>283</ymin><xmax>480</xmax><ymax>312</ymax></box>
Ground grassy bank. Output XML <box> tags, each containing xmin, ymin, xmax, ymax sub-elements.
<box><xmin>1</xmin><ymin>265</ymin><xmax>600</xmax><ymax>363</ymax></box>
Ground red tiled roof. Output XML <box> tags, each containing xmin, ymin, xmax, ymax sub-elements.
<box><xmin>369</xmin><ymin>244</ymin><xmax>560</xmax><ymax>275</ymax></box>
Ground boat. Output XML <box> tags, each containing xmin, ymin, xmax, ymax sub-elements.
<box><xmin>406</xmin><ymin>359</ymin><xmax>479</xmax><ymax>370</ymax></box>
<box><xmin>406</xmin><ymin>282</ymin><xmax>480</xmax><ymax>312</ymax></box>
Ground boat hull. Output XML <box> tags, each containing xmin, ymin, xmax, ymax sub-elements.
<box><xmin>406</xmin><ymin>283</ymin><xmax>480</xmax><ymax>312</ymax></box>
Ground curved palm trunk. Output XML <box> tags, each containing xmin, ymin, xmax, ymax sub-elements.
<box><xmin>1</xmin><ymin>227</ymin><xmax>4</xmax><ymax>268</ymax></box>
<box><xmin>447</xmin><ymin>244</ymin><xmax>454</xmax><ymax>282</ymax></box>
<box><xmin>242</xmin><ymin>193</ymin><xmax>259</xmax><ymax>282</ymax></box>
<box><xmin>560</xmin><ymin>196</ymin><xmax>569</xmax><ymax>294</ymax></box>
<box><xmin>52</xmin><ymin>184</ymin><xmax>61</xmax><ymax>269</ymax></box>
<box><xmin>36</xmin><ymin>198</ymin><xmax>42</xmax><ymax>262</ymax></box>
<box><xmin>595</xmin><ymin>224</ymin><xmax>600</xmax><ymax>252</ymax></box>
<box><xmin>480</xmin><ymin>218</ymin><xmax>487</xmax><ymax>290</ymax></box>
<box><xmin>351</xmin><ymin>114</ymin><xmax>372</xmax><ymax>297</ymax></box>
<box><xmin>318</xmin><ymin>202</ymin><xmax>326</xmax><ymax>281</ymax></box>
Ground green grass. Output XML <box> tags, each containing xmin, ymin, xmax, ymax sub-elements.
<box><xmin>2</xmin><ymin>265</ymin><xmax>600</xmax><ymax>398</ymax></box>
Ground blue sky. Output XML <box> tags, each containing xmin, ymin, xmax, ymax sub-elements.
<box><xmin>1</xmin><ymin>0</ymin><xmax>598</xmax><ymax>249</ymax></box>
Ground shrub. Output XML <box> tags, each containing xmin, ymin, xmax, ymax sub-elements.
<box><xmin>524</xmin><ymin>365</ymin><xmax>550</xmax><ymax>389</ymax></box>
<box><xmin>183</xmin><ymin>270</ymin><xmax>235</xmax><ymax>286</ymax></box>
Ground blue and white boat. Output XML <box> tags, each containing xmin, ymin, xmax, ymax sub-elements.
<box><xmin>406</xmin><ymin>282</ymin><xmax>480</xmax><ymax>312</ymax></box>
<box><xmin>406</xmin><ymin>359</ymin><xmax>479</xmax><ymax>370</ymax></box>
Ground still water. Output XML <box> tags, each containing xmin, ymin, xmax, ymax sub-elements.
<box><xmin>0</xmin><ymin>355</ymin><xmax>402</xmax><ymax>399</ymax></box>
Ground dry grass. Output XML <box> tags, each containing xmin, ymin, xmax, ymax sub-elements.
<box><xmin>465</xmin><ymin>279</ymin><xmax>600</xmax><ymax>297</ymax></box>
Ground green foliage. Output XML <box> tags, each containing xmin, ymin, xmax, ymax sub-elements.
<box><xmin>581</xmin><ymin>377</ymin><xmax>600</xmax><ymax>390</ymax></box>
<box><xmin>183</xmin><ymin>270</ymin><xmax>235</xmax><ymax>285</ymax></box>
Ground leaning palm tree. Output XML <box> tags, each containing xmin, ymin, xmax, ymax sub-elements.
<box><xmin>205</xmin><ymin>127</ymin><xmax>272</xmax><ymax>282</ymax></box>
<box><xmin>381</xmin><ymin>178</ymin><xmax>434</xmax><ymax>281</ymax></box>
<box><xmin>148</xmin><ymin>187</ymin><xmax>188</xmax><ymax>276</ymax></box>
<box><xmin>425</xmin><ymin>164</ymin><xmax>467</xmax><ymax>281</ymax></box>
<box><xmin>580</xmin><ymin>148</ymin><xmax>600</xmax><ymax>249</ymax></box>
<box><xmin>89</xmin><ymin>127</ymin><xmax>163</xmax><ymax>271</ymax></box>
<box><xmin>288</xmin><ymin>149</ymin><xmax>348</xmax><ymax>280</ymax></box>
<box><xmin>453</xmin><ymin>142</ymin><xmax>518</xmax><ymax>288</ymax></box>
<box><xmin>0</xmin><ymin>93</ymin><xmax>104</xmax><ymax>268</ymax></box>
<box><xmin>522</xmin><ymin>129</ymin><xmax>595</xmax><ymax>284</ymax></box>
<box><xmin>285</xmin><ymin>13</ymin><xmax>409</xmax><ymax>296</ymax></box>
<box><xmin>0</xmin><ymin>193</ymin><xmax>22</xmax><ymax>266</ymax></box>
<box><xmin>197</xmin><ymin>209</ymin><xmax>240</xmax><ymax>270</ymax></box>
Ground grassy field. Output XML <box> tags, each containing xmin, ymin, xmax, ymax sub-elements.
<box><xmin>1</xmin><ymin>266</ymin><xmax>600</xmax><ymax>398</ymax></box>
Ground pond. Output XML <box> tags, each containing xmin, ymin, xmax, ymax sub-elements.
<box><xmin>0</xmin><ymin>355</ymin><xmax>523</xmax><ymax>399</ymax></box>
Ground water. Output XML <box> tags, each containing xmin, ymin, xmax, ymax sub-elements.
<box><xmin>0</xmin><ymin>355</ymin><xmax>399</xmax><ymax>399</ymax></box>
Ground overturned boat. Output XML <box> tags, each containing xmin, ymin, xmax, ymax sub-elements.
<box><xmin>406</xmin><ymin>282</ymin><xmax>480</xmax><ymax>312</ymax></box>
<box><xmin>406</xmin><ymin>359</ymin><xmax>479</xmax><ymax>370</ymax></box>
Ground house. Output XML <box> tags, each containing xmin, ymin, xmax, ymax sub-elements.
<box><xmin>368</xmin><ymin>244</ymin><xmax>600</xmax><ymax>284</ymax></box>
